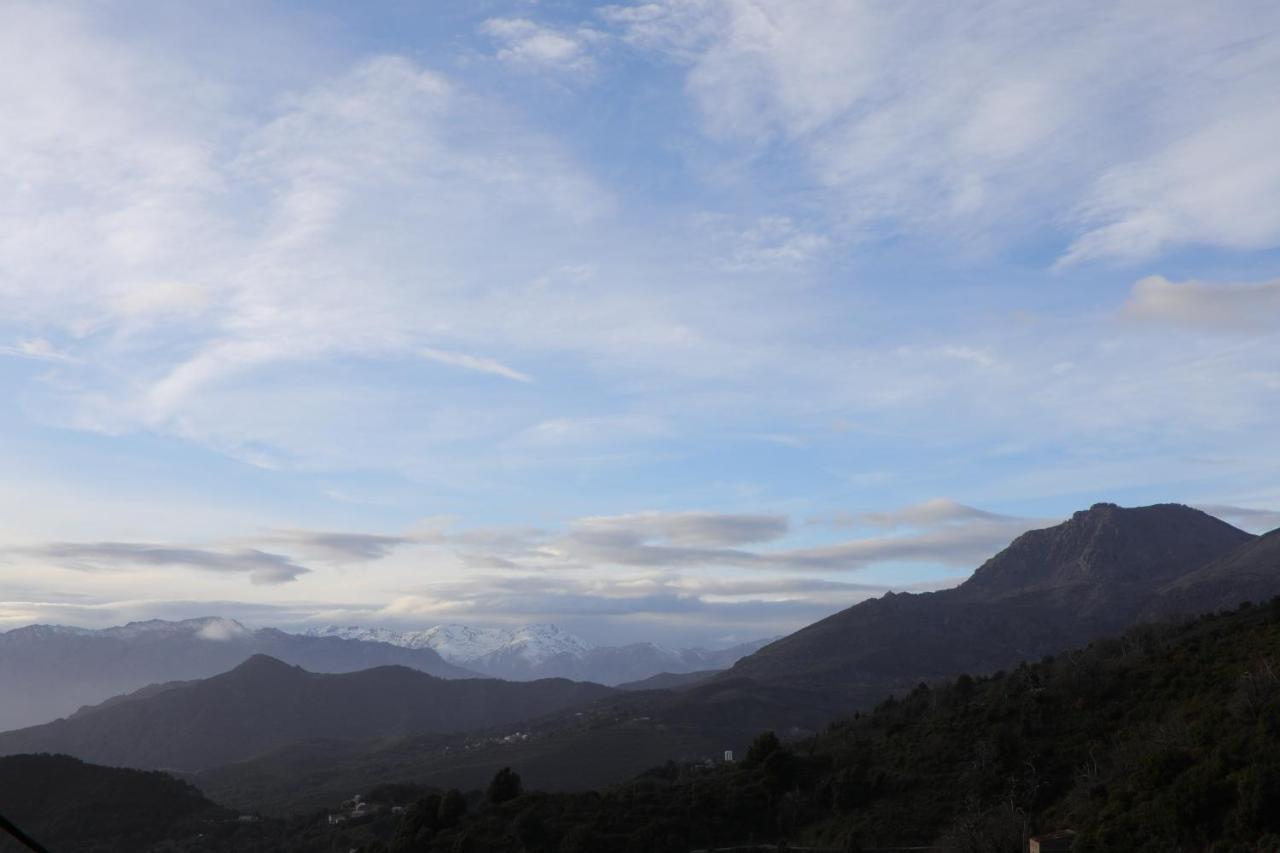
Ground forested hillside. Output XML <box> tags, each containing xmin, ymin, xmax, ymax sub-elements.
<box><xmin>386</xmin><ymin>598</ymin><xmax>1280</xmax><ymax>853</ymax></box>
<box><xmin>0</xmin><ymin>754</ymin><xmax>224</xmax><ymax>852</ymax></box>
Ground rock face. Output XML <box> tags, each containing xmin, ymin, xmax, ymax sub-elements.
<box><xmin>0</xmin><ymin>655</ymin><xmax>613</xmax><ymax>772</ymax></box>
<box><xmin>306</xmin><ymin>623</ymin><xmax>771</xmax><ymax>684</ymax></box>
<box><xmin>724</xmin><ymin>503</ymin><xmax>1260</xmax><ymax>702</ymax></box>
<box><xmin>0</xmin><ymin>616</ymin><xmax>476</xmax><ymax>731</ymax></box>
<box><xmin>958</xmin><ymin>503</ymin><xmax>1253</xmax><ymax>612</ymax></box>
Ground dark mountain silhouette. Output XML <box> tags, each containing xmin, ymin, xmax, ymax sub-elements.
<box><xmin>959</xmin><ymin>502</ymin><xmax>1250</xmax><ymax>602</ymax></box>
<box><xmin>616</xmin><ymin>669</ymin><xmax>719</xmax><ymax>691</ymax></box>
<box><xmin>724</xmin><ymin>503</ymin><xmax>1257</xmax><ymax>701</ymax></box>
<box><xmin>0</xmin><ymin>753</ymin><xmax>224</xmax><ymax>852</ymax></box>
<box><xmin>0</xmin><ymin>655</ymin><xmax>612</xmax><ymax>772</ymax></box>
<box><xmin>0</xmin><ymin>616</ymin><xmax>476</xmax><ymax>730</ymax></box>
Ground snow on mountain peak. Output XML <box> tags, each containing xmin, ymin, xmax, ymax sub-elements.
<box><xmin>94</xmin><ymin>617</ymin><xmax>252</xmax><ymax>641</ymax></box>
<box><xmin>303</xmin><ymin>622</ymin><xmax>595</xmax><ymax>666</ymax></box>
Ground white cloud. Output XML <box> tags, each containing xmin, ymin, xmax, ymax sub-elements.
<box><xmin>509</xmin><ymin>415</ymin><xmax>670</xmax><ymax>449</ymax></box>
<box><xmin>111</xmin><ymin>280</ymin><xmax>210</xmax><ymax>318</ymax></box>
<box><xmin>0</xmin><ymin>13</ymin><xmax>629</xmax><ymax>465</ymax></box>
<box><xmin>773</xmin><ymin>518</ymin><xmax>1046</xmax><ymax>571</ymax></box>
<box><xmin>481</xmin><ymin>18</ymin><xmax>604</xmax><ymax>73</ymax></box>
<box><xmin>249</xmin><ymin>530</ymin><xmax>411</xmax><ymax>562</ymax></box>
<box><xmin>0</xmin><ymin>338</ymin><xmax>78</xmax><ymax>363</ymax></box>
<box><xmin>1196</xmin><ymin>504</ymin><xmax>1280</xmax><ymax>534</ymax></box>
<box><xmin>420</xmin><ymin>347</ymin><xmax>533</xmax><ymax>383</ymax></box>
<box><xmin>701</xmin><ymin>214</ymin><xmax>831</xmax><ymax>271</ymax></box>
<box><xmin>838</xmin><ymin>498</ymin><xmax>1015</xmax><ymax>530</ymax></box>
<box><xmin>603</xmin><ymin>0</ymin><xmax>1280</xmax><ymax>261</ymax></box>
<box><xmin>1120</xmin><ymin>275</ymin><xmax>1280</xmax><ymax>334</ymax></box>
<box><xmin>573</xmin><ymin>510</ymin><xmax>789</xmax><ymax>547</ymax></box>
<box><xmin>1063</xmin><ymin>110</ymin><xmax>1280</xmax><ymax>265</ymax></box>
<box><xmin>938</xmin><ymin>346</ymin><xmax>999</xmax><ymax>369</ymax></box>
<box><xmin>412</xmin><ymin>503</ymin><xmax>1047</xmax><ymax>575</ymax></box>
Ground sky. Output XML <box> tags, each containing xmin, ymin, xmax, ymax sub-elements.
<box><xmin>1</xmin><ymin>0</ymin><xmax>1279</xmax><ymax>647</ymax></box>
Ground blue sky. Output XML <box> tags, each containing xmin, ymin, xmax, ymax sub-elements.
<box><xmin>2</xmin><ymin>0</ymin><xmax>1279</xmax><ymax>646</ymax></box>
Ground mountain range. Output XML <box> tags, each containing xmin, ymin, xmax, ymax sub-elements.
<box><xmin>305</xmin><ymin>622</ymin><xmax>772</xmax><ymax>684</ymax></box>
<box><xmin>18</xmin><ymin>592</ymin><xmax>1280</xmax><ymax>852</ymax></box>
<box><xmin>0</xmin><ymin>617</ymin><xmax>767</xmax><ymax>732</ymax></box>
<box><xmin>0</xmin><ymin>616</ymin><xmax>475</xmax><ymax>731</ymax></box>
<box><xmin>3</xmin><ymin>501</ymin><xmax>1278</xmax><ymax>818</ymax></box>
<box><xmin>0</xmin><ymin>654</ymin><xmax>612</xmax><ymax>772</ymax></box>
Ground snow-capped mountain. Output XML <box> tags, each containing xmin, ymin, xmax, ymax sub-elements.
<box><xmin>0</xmin><ymin>616</ymin><xmax>473</xmax><ymax>731</ymax></box>
<box><xmin>303</xmin><ymin>623</ymin><xmax>771</xmax><ymax>685</ymax></box>
<box><xmin>307</xmin><ymin>623</ymin><xmax>594</xmax><ymax>667</ymax></box>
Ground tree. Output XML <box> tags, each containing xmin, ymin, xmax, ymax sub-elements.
<box><xmin>745</xmin><ymin>731</ymin><xmax>781</xmax><ymax>767</ymax></box>
<box><xmin>438</xmin><ymin>789</ymin><xmax>468</xmax><ymax>828</ymax></box>
<box><xmin>391</xmin><ymin>793</ymin><xmax>442</xmax><ymax>852</ymax></box>
<box><xmin>488</xmin><ymin>767</ymin><xmax>523</xmax><ymax>805</ymax></box>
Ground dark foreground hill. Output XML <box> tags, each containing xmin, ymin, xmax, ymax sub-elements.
<box><xmin>390</xmin><ymin>597</ymin><xmax>1280</xmax><ymax>853</ymax></box>
<box><xmin>0</xmin><ymin>616</ymin><xmax>475</xmax><ymax>731</ymax></box>
<box><xmin>0</xmin><ymin>753</ymin><xmax>410</xmax><ymax>853</ymax></box>
<box><xmin>0</xmin><ymin>754</ymin><xmax>225</xmax><ymax>853</ymax></box>
<box><xmin>0</xmin><ymin>656</ymin><xmax>612</xmax><ymax>772</ymax></box>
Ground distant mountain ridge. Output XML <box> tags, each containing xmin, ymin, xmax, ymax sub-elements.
<box><xmin>0</xmin><ymin>654</ymin><xmax>613</xmax><ymax>772</ymax></box>
<box><xmin>305</xmin><ymin>623</ymin><xmax>594</xmax><ymax>667</ymax></box>
<box><xmin>305</xmin><ymin>622</ymin><xmax>771</xmax><ymax>684</ymax></box>
<box><xmin>0</xmin><ymin>616</ymin><xmax>475</xmax><ymax>731</ymax></box>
